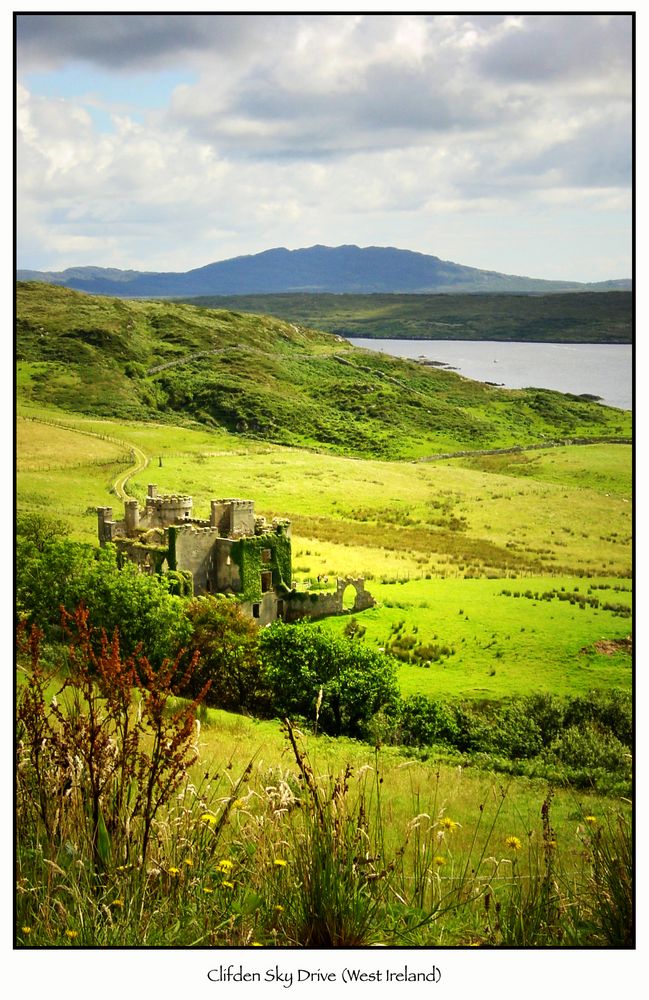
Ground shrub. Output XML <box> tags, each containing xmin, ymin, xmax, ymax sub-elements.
<box><xmin>181</xmin><ymin>595</ymin><xmax>266</xmax><ymax>713</ymax></box>
<box><xmin>16</xmin><ymin>538</ymin><xmax>189</xmax><ymax>666</ymax></box>
<box><xmin>16</xmin><ymin>609</ymin><xmax>208</xmax><ymax>872</ymax></box>
<box><xmin>396</xmin><ymin>695</ymin><xmax>460</xmax><ymax>747</ymax></box>
<box><xmin>542</xmin><ymin>723</ymin><xmax>630</xmax><ymax>773</ymax></box>
<box><xmin>259</xmin><ymin>621</ymin><xmax>399</xmax><ymax>738</ymax></box>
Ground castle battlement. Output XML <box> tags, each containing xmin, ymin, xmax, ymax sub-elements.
<box><xmin>96</xmin><ymin>484</ymin><xmax>372</xmax><ymax>625</ymax></box>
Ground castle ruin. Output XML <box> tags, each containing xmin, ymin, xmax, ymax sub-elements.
<box><xmin>97</xmin><ymin>486</ymin><xmax>375</xmax><ymax>625</ymax></box>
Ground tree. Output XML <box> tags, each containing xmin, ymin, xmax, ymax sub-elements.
<box><xmin>16</xmin><ymin>537</ymin><xmax>189</xmax><ymax>665</ymax></box>
<box><xmin>181</xmin><ymin>595</ymin><xmax>265</xmax><ymax>712</ymax></box>
<box><xmin>259</xmin><ymin>621</ymin><xmax>399</xmax><ymax>738</ymax></box>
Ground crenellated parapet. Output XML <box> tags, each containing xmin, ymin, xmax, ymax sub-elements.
<box><xmin>95</xmin><ymin>484</ymin><xmax>372</xmax><ymax>626</ymax></box>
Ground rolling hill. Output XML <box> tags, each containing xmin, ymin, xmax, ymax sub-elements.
<box><xmin>16</xmin><ymin>282</ymin><xmax>631</xmax><ymax>461</ymax></box>
<box><xmin>17</xmin><ymin>244</ymin><xmax>632</xmax><ymax>298</ymax></box>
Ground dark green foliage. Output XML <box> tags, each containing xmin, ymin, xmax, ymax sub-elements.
<box><xmin>387</xmin><ymin>689</ymin><xmax>631</xmax><ymax>794</ymax></box>
<box><xmin>16</xmin><ymin>534</ymin><xmax>189</xmax><ymax>666</ymax></box>
<box><xmin>259</xmin><ymin>621</ymin><xmax>400</xmax><ymax>738</ymax></box>
<box><xmin>182</xmin><ymin>291</ymin><xmax>632</xmax><ymax>344</ymax></box>
<box><xmin>563</xmin><ymin>689</ymin><xmax>632</xmax><ymax>745</ymax></box>
<box><xmin>181</xmin><ymin>596</ymin><xmax>267</xmax><ymax>712</ymax></box>
<box><xmin>396</xmin><ymin>695</ymin><xmax>459</xmax><ymax>747</ymax></box>
<box><xmin>542</xmin><ymin>725</ymin><xmax>630</xmax><ymax>773</ymax></box>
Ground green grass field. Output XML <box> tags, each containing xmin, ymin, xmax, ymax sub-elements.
<box><xmin>17</xmin><ymin>402</ymin><xmax>632</xmax><ymax>706</ymax></box>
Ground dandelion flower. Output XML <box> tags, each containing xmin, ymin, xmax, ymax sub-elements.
<box><xmin>168</xmin><ymin>867</ymin><xmax>180</xmax><ymax>876</ymax></box>
<box><xmin>217</xmin><ymin>859</ymin><xmax>233</xmax><ymax>873</ymax></box>
<box><xmin>111</xmin><ymin>899</ymin><xmax>125</xmax><ymax>908</ymax></box>
<box><xmin>274</xmin><ymin>904</ymin><xmax>285</xmax><ymax>912</ymax></box>
<box><xmin>274</xmin><ymin>859</ymin><xmax>287</xmax><ymax>867</ymax></box>
<box><xmin>585</xmin><ymin>815</ymin><xmax>597</xmax><ymax>825</ymax></box>
<box><xmin>21</xmin><ymin>926</ymin><xmax>31</xmax><ymax>935</ymax></box>
<box><xmin>203</xmin><ymin>887</ymin><xmax>214</xmax><ymax>894</ymax></box>
<box><xmin>433</xmin><ymin>855</ymin><xmax>446</xmax><ymax>866</ymax></box>
<box><xmin>505</xmin><ymin>836</ymin><xmax>522</xmax><ymax>852</ymax></box>
<box><xmin>251</xmin><ymin>942</ymin><xmax>263</xmax><ymax>947</ymax></box>
<box><xmin>184</xmin><ymin>858</ymin><xmax>193</xmax><ymax>867</ymax></box>
<box><xmin>201</xmin><ymin>812</ymin><xmax>217</xmax><ymax>826</ymax></box>
<box><xmin>65</xmin><ymin>929</ymin><xmax>78</xmax><ymax>939</ymax></box>
<box><xmin>439</xmin><ymin>817</ymin><xmax>458</xmax><ymax>832</ymax></box>
<box><xmin>222</xmin><ymin>880</ymin><xmax>234</xmax><ymax>889</ymax></box>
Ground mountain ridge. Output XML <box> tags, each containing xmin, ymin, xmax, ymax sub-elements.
<box><xmin>17</xmin><ymin>244</ymin><xmax>631</xmax><ymax>298</ymax></box>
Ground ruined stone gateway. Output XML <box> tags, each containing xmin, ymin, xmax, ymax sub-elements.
<box><xmin>97</xmin><ymin>486</ymin><xmax>375</xmax><ymax>625</ymax></box>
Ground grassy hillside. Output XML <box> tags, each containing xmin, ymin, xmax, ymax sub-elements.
<box><xmin>177</xmin><ymin>291</ymin><xmax>632</xmax><ymax>343</ymax></box>
<box><xmin>17</xmin><ymin>282</ymin><xmax>630</xmax><ymax>461</ymax></box>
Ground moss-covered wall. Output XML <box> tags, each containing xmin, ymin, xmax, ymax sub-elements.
<box><xmin>230</xmin><ymin>532</ymin><xmax>292</xmax><ymax>604</ymax></box>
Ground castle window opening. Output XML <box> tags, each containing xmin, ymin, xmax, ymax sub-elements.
<box><xmin>261</xmin><ymin>548</ymin><xmax>272</xmax><ymax>563</ymax></box>
<box><xmin>261</xmin><ymin>571</ymin><xmax>272</xmax><ymax>593</ymax></box>
<box><xmin>252</xmin><ymin>603</ymin><xmax>260</xmax><ymax>619</ymax></box>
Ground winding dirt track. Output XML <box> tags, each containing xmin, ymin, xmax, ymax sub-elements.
<box><xmin>23</xmin><ymin>415</ymin><xmax>149</xmax><ymax>500</ymax></box>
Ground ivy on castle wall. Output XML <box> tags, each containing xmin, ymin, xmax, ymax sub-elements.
<box><xmin>166</xmin><ymin>526</ymin><xmax>178</xmax><ymax>571</ymax></box>
<box><xmin>230</xmin><ymin>532</ymin><xmax>292</xmax><ymax>604</ymax></box>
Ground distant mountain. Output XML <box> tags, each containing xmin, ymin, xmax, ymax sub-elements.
<box><xmin>16</xmin><ymin>245</ymin><xmax>632</xmax><ymax>298</ymax></box>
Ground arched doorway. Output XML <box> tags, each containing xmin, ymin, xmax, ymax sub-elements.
<box><xmin>342</xmin><ymin>583</ymin><xmax>357</xmax><ymax>612</ymax></box>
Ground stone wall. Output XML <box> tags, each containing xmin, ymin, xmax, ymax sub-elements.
<box><xmin>284</xmin><ymin>577</ymin><xmax>376</xmax><ymax>623</ymax></box>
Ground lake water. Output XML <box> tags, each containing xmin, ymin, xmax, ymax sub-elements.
<box><xmin>347</xmin><ymin>339</ymin><xmax>632</xmax><ymax>411</ymax></box>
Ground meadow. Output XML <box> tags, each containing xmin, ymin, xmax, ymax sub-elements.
<box><xmin>17</xmin><ymin>403</ymin><xmax>631</xmax><ymax>707</ymax></box>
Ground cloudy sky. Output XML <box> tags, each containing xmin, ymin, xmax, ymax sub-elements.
<box><xmin>16</xmin><ymin>11</ymin><xmax>633</xmax><ymax>281</ymax></box>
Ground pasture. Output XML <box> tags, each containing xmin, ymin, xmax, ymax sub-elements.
<box><xmin>17</xmin><ymin>402</ymin><xmax>632</xmax><ymax>706</ymax></box>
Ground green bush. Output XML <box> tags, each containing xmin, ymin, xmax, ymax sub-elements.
<box><xmin>16</xmin><ymin>537</ymin><xmax>189</xmax><ymax>666</ymax></box>
<box><xmin>181</xmin><ymin>595</ymin><xmax>267</xmax><ymax>713</ymax></box>
<box><xmin>259</xmin><ymin>621</ymin><xmax>399</xmax><ymax>738</ymax></box>
<box><xmin>396</xmin><ymin>695</ymin><xmax>459</xmax><ymax>747</ymax></box>
<box><xmin>542</xmin><ymin>723</ymin><xmax>630</xmax><ymax>773</ymax></box>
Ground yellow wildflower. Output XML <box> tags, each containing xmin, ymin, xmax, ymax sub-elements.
<box><xmin>439</xmin><ymin>817</ymin><xmax>458</xmax><ymax>832</ymax></box>
<box><xmin>585</xmin><ymin>815</ymin><xmax>597</xmax><ymax>825</ymax></box>
<box><xmin>251</xmin><ymin>942</ymin><xmax>263</xmax><ymax>946</ymax></box>
<box><xmin>201</xmin><ymin>813</ymin><xmax>217</xmax><ymax>826</ymax></box>
<box><xmin>274</xmin><ymin>904</ymin><xmax>285</xmax><ymax>912</ymax></box>
<box><xmin>203</xmin><ymin>886</ymin><xmax>214</xmax><ymax>893</ymax></box>
<box><xmin>433</xmin><ymin>855</ymin><xmax>446</xmax><ymax>866</ymax></box>
<box><xmin>111</xmin><ymin>899</ymin><xmax>125</xmax><ymax>908</ymax></box>
<box><xmin>21</xmin><ymin>926</ymin><xmax>31</xmax><ymax>935</ymax></box>
<box><xmin>222</xmin><ymin>880</ymin><xmax>234</xmax><ymax>889</ymax></box>
<box><xmin>505</xmin><ymin>836</ymin><xmax>522</xmax><ymax>852</ymax></box>
<box><xmin>274</xmin><ymin>859</ymin><xmax>287</xmax><ymax>867</ymax></box>
<box><xmin>65</xmin><ymin>929</ymin><xmax>78</xmax><ymax>939</ymax></box>
<box><xmin>217</xmin><ymin>859</ymin><xmax>233</xmax><ymax>873</ymax></box>
<box><xmin>168</xmin><ymin>867</ymin><xmax>180</xmax><ymax>876</ymax></box>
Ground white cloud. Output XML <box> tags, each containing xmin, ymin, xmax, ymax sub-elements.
<box><xmin>15</xmin><ymin>13</ymin><xmax>633</xmax><ymax>280</ymax></box>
